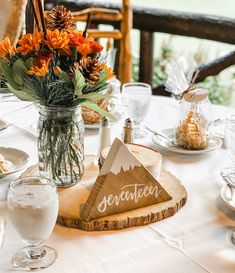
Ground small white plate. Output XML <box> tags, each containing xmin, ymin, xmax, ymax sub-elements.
<box><xmin>85</xmin><ymin>122</ymin><xmax>100</xmax><ymax>130</ymax></box>
<box><xmin>152</xmin><ymin>128</ymin><xmax>222</xmax><ymax>155</ymax></box>
<box><xmin>84</xmin><ymin>109</ymin><xmax>123</xmax><ymax>130</ymax></box>
<box><xmin>0</xmin><ymin>147</ymin><xmax>30</xmax><ymax>178</ymax></box>
<box><xmin>85</xmin><ymin>118</ymin><xmax>121</xmax><ymax>130</ymax></box>
<box><xmin>221</xmin><ymin>185</ymin><xmax>235</xmax><ymax>210</ymax></box>
<box><xmin>85</xmin><ymin>121</ymin><xmax>118</xmax><ymax>130</ymax></box>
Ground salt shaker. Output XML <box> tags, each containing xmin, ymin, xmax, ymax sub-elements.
<box><xmin>96</xmin><ymin>117</ymin><xmax>111</xmax><ymax>164</ymax></box>
<box><xmin>122</xmin><ymin>118</ymin><xmax>133</xmax><ymax>144</ymax></box>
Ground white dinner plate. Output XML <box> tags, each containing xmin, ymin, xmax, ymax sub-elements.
<box><xmin>85</xmin><ymin>121</ymin><xmax>119</xmax><ymax>130</ymax></box>
<box><xmin>0</xmin><ymin>147</ymin><xmax>30</xmax><ymax>178</ymax></box>
<box><xmin>84</xmin><ymin>109</ymin><xmax>123</xmax><ymax>130</ymax></box>
<box><xmin>152</xmin><ymin>128</ymin><xmax>222</xmax><ymax>155</ymax></box>
<box><xmin>85</xmin><ymin>117</ymin><xmax>121</xmax><ymax>130</ymax></box>
<box><xmin>221</xmin><ymin>185</ymin><xmax>235</xmax><ymax>211</ymax></box>
<box><xmin>85</xmin><ymin>122</ymin><xmax>101</xmax><ymax>130</ymax></box>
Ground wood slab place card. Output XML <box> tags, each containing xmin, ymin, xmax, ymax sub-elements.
<box><xmin>81</xmin><ymin>138</ymin><xmax>172</xmax><ymax>221</ymax></box>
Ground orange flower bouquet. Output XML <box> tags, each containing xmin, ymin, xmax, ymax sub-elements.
<box><xmin>0</xmin><ymin>5</ymin><xmax>114</xmax><ymax>187</ymax></box>
<box><xmin>0</xmin><ymin>8</ymin><xmax>114</xmax><ymax>112</ymax></box>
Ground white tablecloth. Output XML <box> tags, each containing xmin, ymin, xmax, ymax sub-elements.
<box><xmin>0</xmin><ymin>96</ymin><xmax>235</xmax><ymax>273</ymax></box>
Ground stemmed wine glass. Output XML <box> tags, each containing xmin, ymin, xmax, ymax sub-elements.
<box><xmin>7</xmin><ymin>176</ymin><xmax>58</xmax><ymax>270</ymax></box>
<box><xmin>220</xmin><ymin>115</ymin><xmax>235</xmax><ymax>244</ymax></box>
<box><xmin>122</xmin><ymin>82</ymin><xmax>152</xmax><ymax>138</ymax></box>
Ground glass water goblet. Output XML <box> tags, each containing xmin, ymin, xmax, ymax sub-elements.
<box><xmin>7</xmin><ymin>176</ymin><xmax>59</xmax><ymax>270</ymax></box>
<box><xmin>122</xmin><ymin>82</ymin><xmax>152</xmax><ymax>138</ymax></box>
<box><xmin>220</xmin><ymin>115</ymin><xmax>235</xmax><ymax>244</ymax></box>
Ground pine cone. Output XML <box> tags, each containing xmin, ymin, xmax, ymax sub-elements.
<box><xmin>70</xmin><ymin>57</ymin><xmax>102</xmax><ymax>85</ymax></box>
<box><xmin>45</xmin><ymin>6</ymin><xmax>75</xmax><ymax>31</ymax></box>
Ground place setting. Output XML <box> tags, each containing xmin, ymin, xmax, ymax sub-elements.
<box><xmin>0</xmin><ymin>147</ymin><xmax>29</xmax><ymax>179</ymax></box>
<box><xmin>145</xmin><ymin>62</ymin><xmax>223</xmax><ymax>155</ymax></box>
<box><xmin>220</xmin><ymin>116</ymin><xmax>235</xmax><ymax>211</ymax></box>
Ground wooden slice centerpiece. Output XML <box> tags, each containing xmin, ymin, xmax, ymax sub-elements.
<box><xmin>57</xmin><ymin>161</ymin><xmax>187</xmax><ymax>231</ymax></box>
<box><xmin>22</xmin><ymin>140</ymin><xmax>187</xmax><ymax>231</ymax></box>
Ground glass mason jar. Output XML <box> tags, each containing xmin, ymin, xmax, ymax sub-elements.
<box><xmin>37</xmin><ymin>105</ymin><xmax>84</xmax><ymax>187</ymax></box>
<box><xmin>175</xmin><ymin>98</ymin><xmax>212</xmax><ymax>150</ymax></box>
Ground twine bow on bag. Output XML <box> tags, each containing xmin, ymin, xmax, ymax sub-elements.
<box><xmin>165</xmin><ymin>61</ymin><xmax>209</xmax><ymax>103</ymax></box>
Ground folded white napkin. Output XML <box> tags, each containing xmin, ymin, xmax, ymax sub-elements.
<box><xmin>0</xmin><ymin>217</ymin><xmax>6</xmax><ymax>251</ymax></box>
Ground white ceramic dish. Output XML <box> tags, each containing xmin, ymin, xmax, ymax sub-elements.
<box><xmin>152</xmin><ymin>128</ymin><xmax>222</xmax><ymax>155</ymax></box>
<box><xmin>0</xmin><ymin>147</ymin><xmax>30</xmax><ymax>178</ymax></box>
<box><xmin>84</xmin><ymin>109</ymin><xmax>123</xmax><ymax>130</ymax></box>
<box><xmin>221</xmin><ymin>185</ymin><xmax>235</xmax><ymax>211</ymax></box>
<box><xmin>85</xmin><ymin>121</ymin><xmax>118</xmax><ymax>130</ymax></box>
<box><xmin>85</xmin><ymin>122</ymin><xmax>100</xmax><ymax>130</ymax></box>
<box><xmin>85</xmin><ymin>118</ymin><xmax>120</xmax><ymax>130</ymax></box>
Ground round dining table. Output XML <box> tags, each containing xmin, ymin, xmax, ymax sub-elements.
<box><xmin>0</xmin><ymin>95</ymin><xmax>235</xmax><ymax>273</ymax></box>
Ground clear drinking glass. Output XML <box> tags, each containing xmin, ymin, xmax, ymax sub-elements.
<box><xmin>220</xmin><ymin>115</ymin><xmax>235</xmax><ymax>244</ymax></box>
<box><xmin>7</xmin><ymin>177</ymin><xmax>59</xmax><ymax>270</ymax></box>
<box><xmin>122</xmin><ymin>83</ymin><xmax>152</xmax><ymax>138</ymax></box>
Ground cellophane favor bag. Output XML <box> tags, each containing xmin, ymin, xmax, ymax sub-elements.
<box><xmin>165</xmin><ymin>62</ymin><xmax>212</xmax><ymax>150</ymax></box>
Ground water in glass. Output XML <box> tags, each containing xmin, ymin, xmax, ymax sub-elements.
<box><xmin>7</xmin><ymin>177</ymin><xmax>58</xmax><ymax>270</ymax></box>
<box><xmin>122</xmin><ymin>83</ymin><xmax>151</xmax><ymax>138</ymax></box>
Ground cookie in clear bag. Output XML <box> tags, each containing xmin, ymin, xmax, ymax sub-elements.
<box><xmin>165</xmin><ymin>62</ymin><xmax>212</xmax><ymax>150</ymax></box>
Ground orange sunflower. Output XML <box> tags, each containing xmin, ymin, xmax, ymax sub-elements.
<box><xmin>0</xmin><ymin>37</ymin><xmax>15</xmax><ymax>60</ymax></box>
<box><xmin>68</xmin><ymin>30</ymin><xmax>84</xmax><ymax>47</ymax></box>
<box><xmin>101</xmin><ymin>63</ymin><xmax>115</xmax><ymax>80</ymax></box>
<box><xmin>69</xmin><ymin>31</ymin><xmax>91</xmax><ymax>56</ymax></box>
<box><xmin>28</xmin><ymin>56</ymin><xmax>51</xmax><ymax>77</ymax></box>
<box><xmin>45</xmin><ymin>29</ymin><xmax>70</xmax><ymax>55</ymax></box>
<box><xmin>17</xmin><ymin>31</ymin><xmax>43</xmax><ymax>55</ymax></box>
<box><xmin>53</xmin><ymin>66</ymin><xmax>61</xmax><ymax>74</ymax></box>
<box><xmin>89</xmin><ymin>40</ymin><xmax>103</xmax><ymax>54</ymax></box>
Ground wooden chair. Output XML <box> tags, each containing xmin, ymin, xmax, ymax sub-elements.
<box><xmin>71</xmin><ymin>0</ymin><xmax>133</xmax><ymax>84</ymax></box>
<box><xmin>0</xmin><ymin>0</ymin><xmax>27</xmax><ymax>45</ymax></box>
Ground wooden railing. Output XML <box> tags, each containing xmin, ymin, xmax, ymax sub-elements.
<box><xmin>44</xmin><ymin>0</ymin><xmax>235</xmax><ymax>95</ymax></box>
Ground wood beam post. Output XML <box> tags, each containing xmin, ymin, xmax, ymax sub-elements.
<box><xmin>139</xmin><ymin>31</ymin><xmax>154</xmax><ymax>86</ymax></box>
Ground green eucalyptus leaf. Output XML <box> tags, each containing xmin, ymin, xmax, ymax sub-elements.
<box><xmin>73</xmin><ymin>70</ymin><xmax>85</xmax><ymax>96</ymax></box>
<box><xmin>91</xmin><ymin>70</ymin><xmax>108</xmax><ymax>92</ymax></box>
<box><xmin>0</xmin><ymin>60</ymin><xmax>21</xmax><ymax>90</ymax></box>
<box><xmin>80</xmin><ymin>100</ymin><xmax>116</xmax><ymax>121</ymax></box>
<box><xmin>21</xmin><ymin>79</ymin><xmax>41</xmax><ymax>101</ymax></box>
<box><xmin>59</xmin><ymin>71</ymin><xmax>70</xmax><ymax>82</ymax></box>
<box><xmin>12</xmin><ymin>59</ymin><xmax>28</xmax><ymax>85</ymax></box>
<box><xmin>7</xmin><ymin>84</ymin><xmax>35</xmax><ymax>101</ymax></box>
<box><xmin>100</xmin><ymin>69</ymin><xmax>107</xmax><ymax>81</ymax></box>
<box><xmin>79</xmin><ymin>92</ymin><xmax>112</xmax><ymax>100</ymax></box>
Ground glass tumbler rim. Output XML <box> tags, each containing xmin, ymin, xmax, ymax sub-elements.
<box><xmin>8</xmin><ymin>176</ymin><xmax>57</xmax><ymax>195</ymax></box>
<box><xmin>122</xmin><ymin>82</ymin><xmax>152</xmax><ymax>89</ymax></box>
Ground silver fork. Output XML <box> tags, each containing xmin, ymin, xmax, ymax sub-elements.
<box><xmin>144</xmin><ymin>126</ymin><xmax>179</xmax><ymax>146</ymax></box>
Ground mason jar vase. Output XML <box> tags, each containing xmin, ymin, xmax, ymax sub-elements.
<box><xmin>37</xmin><ymin>105</ymin><xmax>84</xmax><ymax>187</ymax></box>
